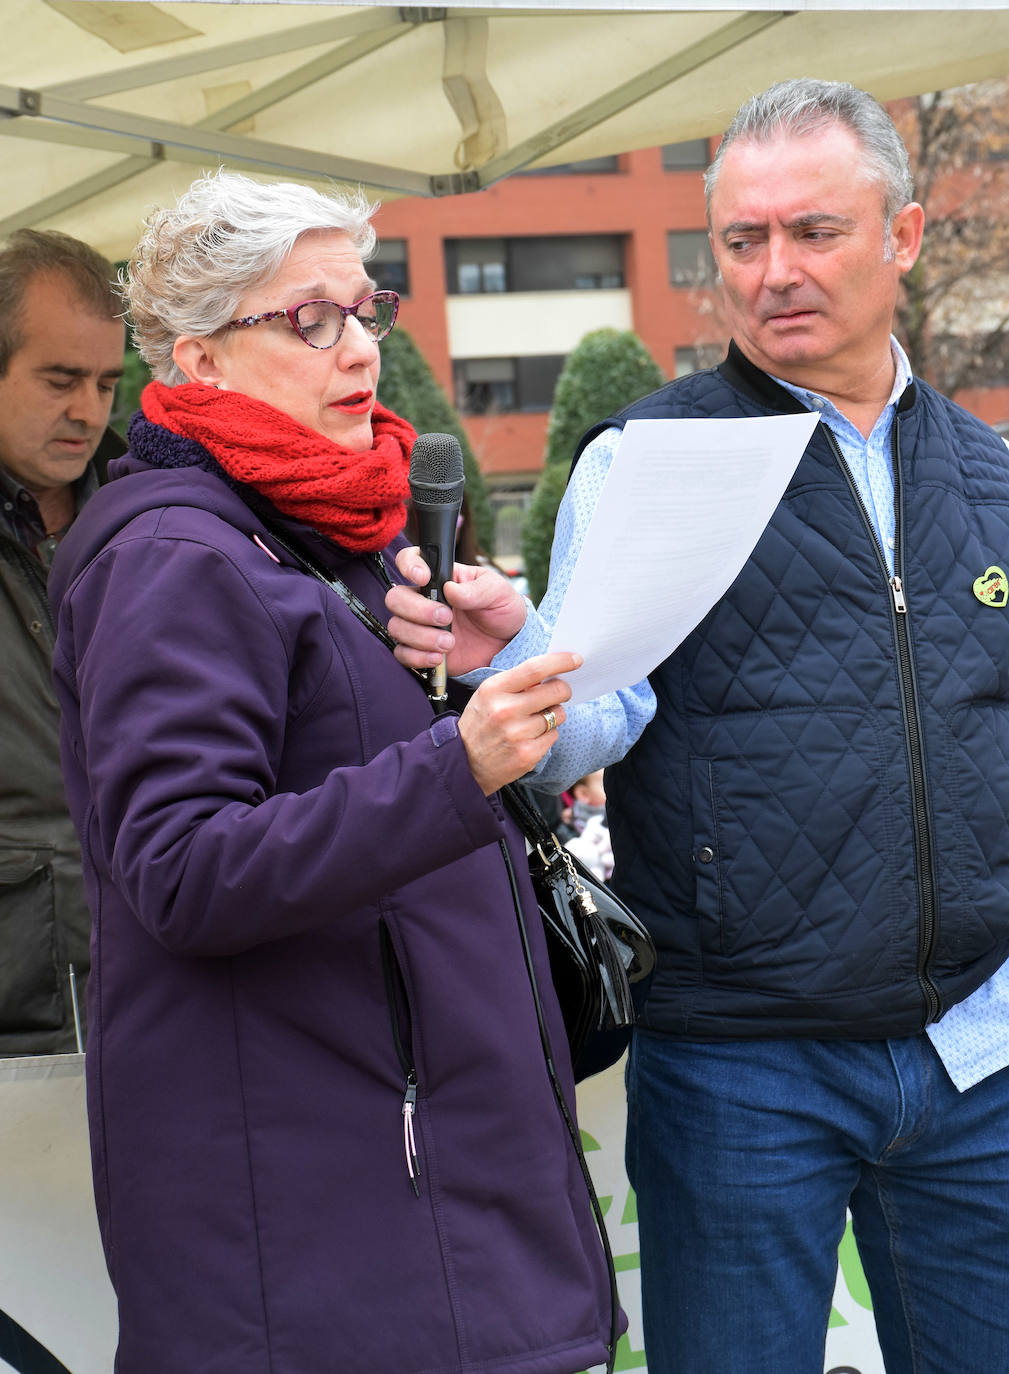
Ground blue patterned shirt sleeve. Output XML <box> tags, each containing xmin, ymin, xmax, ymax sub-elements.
<box><xmin>459</xmin><ymin>427</ymin><xmax>656</xmax><ymax>793</ymax></box>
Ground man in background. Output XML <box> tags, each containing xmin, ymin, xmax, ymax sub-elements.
<box><xmin>0</xmin><ymin>228</ymin><xmax>124</xmax><ymax>1055</ymax></box>
<box><xmin>387</xmin><ymin>78</ymin><xmax>1009</xmax><ymax>1372</ymax></box>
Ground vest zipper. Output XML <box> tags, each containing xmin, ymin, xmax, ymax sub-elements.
<box><xmin>379</xmin><ymin>920</ymin><xmax>423</xmax><ymax>1195</ymax></box>
<box><xmin>825</xmin><ymin>425</ymin><xmax>941</xmax><ymax>1022</ymax></box>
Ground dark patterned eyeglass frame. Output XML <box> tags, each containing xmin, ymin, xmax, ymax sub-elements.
<box><xmin>224</xmin><ymin>290</ymin><xmax>400</xmax><ymax>349</ymax></box>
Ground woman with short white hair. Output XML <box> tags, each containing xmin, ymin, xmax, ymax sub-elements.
<box><xmin>49</xmin><ymin>169</ymin><xmax>614</xmax><ymax>1374</ymax></box>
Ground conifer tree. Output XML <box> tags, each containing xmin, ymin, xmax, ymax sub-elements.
<box><xmin>520</xmin><ymin>464</ymin><xmax>570</xmax><ymax>609</ymax></box>
<box><xmin>378</xmin><ymin>328</ymin><xmax>495</xmax><ymax>555</ymax></box>
<box><xmin>522</xmin><ymin>328</ymin><xmax>663</xmax><ymax>602</ymax></box>
<box><xmin>110</xmin><ymin>345</ymin><xmax>151</xmax><ymax>434</ymax></box>
<box><xmin>543</xmin><ymin>328</ymin><xmax>665</xmax><ymax>469</ymax></box>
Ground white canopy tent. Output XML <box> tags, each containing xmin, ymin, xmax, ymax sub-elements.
<box><xmin>3</xmin><ymin>1</ymin><xmax>1009</xmax><ymax>260</ymax></box>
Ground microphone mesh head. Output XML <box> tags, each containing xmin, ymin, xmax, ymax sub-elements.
<box><xmin>409</xmin><ymin>432</ymin><xmax>465</xmax><ymax>488</ymax></box>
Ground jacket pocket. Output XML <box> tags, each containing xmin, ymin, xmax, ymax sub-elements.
<box><xmin>379</xmin><ymin>919</ymin><xmax>423</xmax><ymax>1196</ymax></box>
<box><xmin>0</xmin><ymin>846</ymin><xmax>63</xmax><ymax>1031</ymax></box>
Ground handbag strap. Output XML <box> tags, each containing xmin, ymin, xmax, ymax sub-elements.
<box><xmin>261</xmin><ymin>520</ymin><xmax>400</xmax><ymax>654</ymax></box>
<box><xmin>500</xmin><ymin>776</ymin><xmax>554</xmax><ymax>846</ymax></box>
<box><xmin>261</xmin><ymin>521</ymin><xmax>447</xmax><ymax>707</ymax></box>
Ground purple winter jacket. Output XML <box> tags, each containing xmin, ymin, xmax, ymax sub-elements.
<box><xmin>48</xmin><ymin>440</ymin><xmax>614</xmax><ymax>1374</ymax></box>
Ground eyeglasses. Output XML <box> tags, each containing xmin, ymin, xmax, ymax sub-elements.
<box><xmin>224</xmin><ymin>290</ymin><xmax>399</xmax><ymax>349</ymax></box>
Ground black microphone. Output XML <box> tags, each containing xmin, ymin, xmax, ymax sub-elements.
<box><xmin>408</xmin><ymin>432</ymin><xmax>466</xmax><ymax>704</ymax></box>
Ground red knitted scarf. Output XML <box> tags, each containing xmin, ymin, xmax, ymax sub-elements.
<box><xmin>142</xmin><ymin>381</ymin><xmax>417</xmax><ymax>553</ymax></box>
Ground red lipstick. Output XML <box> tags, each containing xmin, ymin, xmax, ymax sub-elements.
<box><xmin>333</xmin><ymin>390</ymin><xmax>373</xmax><ymax>414</ymax></box>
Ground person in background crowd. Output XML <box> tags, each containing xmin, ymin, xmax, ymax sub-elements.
<box><xmin>563</xmin><ymin>770</ymin><xmax>613</xmax><ymax>881</ymax></box>
<box><xmin>386</xmin><ymin>78</ymin><xmax>1009</xmax><ymax>1373</ymax></box>
<box><xmin>0</xmin><ymin>228</ymin><xmax>123</xmax><ymax>1056</ymax></box>
<box><xmin>48</xmin><ymin>168</ymin><xmax>615</xmax><ymax>1374</ymax></box>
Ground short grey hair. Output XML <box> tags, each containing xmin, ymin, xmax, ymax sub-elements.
<box><xmin>123</xmin><ymin>168</ymin><xmax>379</xmax><ymax>384</ymax></box>
<box><xmin>704</xmin><ymin>78</ymin><xmax>914</xmax><ymax>231</ymax></box>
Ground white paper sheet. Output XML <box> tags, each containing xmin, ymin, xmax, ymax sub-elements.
<box><xmin>546</xmin><ymin>413</ymin><xmax>820</xmax><ymax>704</ymax></box>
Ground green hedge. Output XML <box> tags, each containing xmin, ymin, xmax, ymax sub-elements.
<box><xmin>378</xmin><ymin>328</ymin><xmax>494</xmax><ymax>556</ymax></box>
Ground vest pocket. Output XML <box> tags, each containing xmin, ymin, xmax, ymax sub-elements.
<box><xmin>0</xmin><ymin>846</ymin><xmax>63</xmax><ymax>1031</ymax></box>
<box><xmin>689</xmin><ymin>756</ymin><xmax>724</xmax><ymax>950</ymax></box>
<box><xmin>685</xmin><ymin>708</ymin><xmax>897</xmax><ymax>992</ymax></box>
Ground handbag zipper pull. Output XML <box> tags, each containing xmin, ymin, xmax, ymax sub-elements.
<box><xmin>556</xmin><ymin>843</ymin><xmax>600</xmax><ymax>916</ymax></box>
<box><xmin>403</xmin><ymin>1074</ymin><xmax>421</xmax><ymax>1196</ymax></box>
<box><xmin>574</xmin><ymin>882</ymin><xmax>599</xmax><ymax>916</ymax></box>
<box><xmin>559</xmin><ymin>844</ymin><xmax>633</xmax><ymax>1026</ymax></box>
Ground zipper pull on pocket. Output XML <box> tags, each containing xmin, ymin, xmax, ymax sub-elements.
<box><xmin>403</xmin><ymin>1074</ymin><xmax>421</xmax><ymax>1196</ymax></box>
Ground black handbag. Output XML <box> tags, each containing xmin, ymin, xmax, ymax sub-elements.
<box><xmin>503</xmin><ymin>784</ymin><xmax>655</xmax><ymax>1082</ymax></box>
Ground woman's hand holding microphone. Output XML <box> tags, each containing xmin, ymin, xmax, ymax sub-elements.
<box><xmin>385</xmin><ymin>547</ymin><xmax>580</xmax><ymax>796</ymax></box>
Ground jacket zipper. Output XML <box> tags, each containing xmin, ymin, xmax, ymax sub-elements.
<box><xmin>825</xmin><ymin>425</ymin><xmax>941</xmax><ymax>1021</ymax></box>
<box><xmin>379</xmin><ymin>920</ymin><xmax>422</xmax><ymax>1194</ymax></box>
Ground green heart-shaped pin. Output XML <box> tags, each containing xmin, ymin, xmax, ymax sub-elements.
<box><xmin>973</xmin><ymin>566</ymin><xmax>1008</xmax><ymax>607</ymax></box>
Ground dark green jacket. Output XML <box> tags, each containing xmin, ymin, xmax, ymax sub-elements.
<box><xmin>0</xmin><ymin>427</ymin><xmax>124</xmax><ymax>1054</ymax></box>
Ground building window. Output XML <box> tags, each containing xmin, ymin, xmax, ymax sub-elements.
<box><xmin>675</xmin><ymin>347</ymin><xmax>702</xmax><ymax>378</ymax></box>
<box><xmin>454</xmin><ymin>358</ymin><xmax>515</xmax><ymax>414</ymax></box>
<box><xmin>517</xmin><ymin>155</ymin><xmax>620</xmax><ymax>176</ymax></box>
<box><xmin>667</xmin><ymin>230</ymin><xmax>714</xmax><ymax>287</ymax></box>
<box><xmin>661</xmin><ymin>138</ymin><xmax>710</xmax><ymax>170</ymax></box>
<box><xmin>370</xmin><ymin>238</ymin><xmax>409</xmax><ymax>296</ymax></box>
<box><xmin>454</xmin><ymin>355</ymin><xmax>566</xmax><ymax>414</ymax></box>
<box><xmin>446</xmin><ymin>239</ymin><xmax>507</xmax><ymax>294</ymax></box>
<box><xmin>511</xmin><ymin>236</ymin><xmax>623</xmax><ymax>292</ymax></box>
<box><xmin>675</xmin><ymin>344</ymin><xmax>723</xmax><ymax>377</ymax></box>
<box><xmin>445</xmin><ymin>236</ymin><xmax>624</xmax><ymax>294</ymax></box>
<box><xmin>515</xmin><ymin>355</ymin><xmax>566</xmax><ymax>410</ymax></box>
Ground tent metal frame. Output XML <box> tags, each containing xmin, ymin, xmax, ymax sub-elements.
<box><xmin>0</xmin><ymin>5</ymin><xmax>790</xmax><ymax>237</ymax></box>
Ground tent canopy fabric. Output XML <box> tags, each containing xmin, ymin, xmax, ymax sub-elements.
<box><xmin>4</xmin><ymin>1</ymin><xmax>1009</xmax><ymax>259</ymax></box>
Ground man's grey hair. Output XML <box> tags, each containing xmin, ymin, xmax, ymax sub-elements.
<box><xmin>704</xmin><ymin>78</ymin><xmax>914</xmax><ymax>234</ymax></box>
<box><xmin>123</xmin><ymin>168</ymin><xmax>379</xmax><ymax>384</ymax></box>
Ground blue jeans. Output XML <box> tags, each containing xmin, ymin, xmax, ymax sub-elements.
<box><xmin>625</xmin><ymin>1030</ymin><xmax>1009</xmax><ymax>1373</ymax></box>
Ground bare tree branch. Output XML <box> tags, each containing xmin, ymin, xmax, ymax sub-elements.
<box><xmin>894</xmin><ymin>79</ymin><xmax>1009</xmax><ymax>396</ymax></box>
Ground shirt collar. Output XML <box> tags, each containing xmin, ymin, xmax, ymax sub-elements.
<box><xmin>770</xmin><ymin>335</ymin><xmax>913</xmax><ymax>421</ymax></box>
<box><xmin>0</xmin><ymin>462</ymin><xmax>28</xmax><ymax>508</ymax></box>
<box><xmin>0</xmin><ymin>460</ymin><xmax>100</xmax><ymax>543</ymax></box>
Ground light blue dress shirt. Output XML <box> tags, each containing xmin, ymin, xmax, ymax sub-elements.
<box><xmin>469</xmin><ymin>338</ymin><xmax>1008</xmax><ymax>1088</ymax></box>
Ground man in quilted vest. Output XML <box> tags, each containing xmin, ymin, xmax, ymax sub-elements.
<box><xmin>387</xmin><ymin>78</ymin><xmax>1009</xmax><ymax>1373</ymax></box>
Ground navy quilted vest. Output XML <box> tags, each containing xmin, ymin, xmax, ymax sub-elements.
<box><xmin>576</xmin><ymin>344</ymin><xmax>1009</xmax><ymax>1040</ymax></box>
